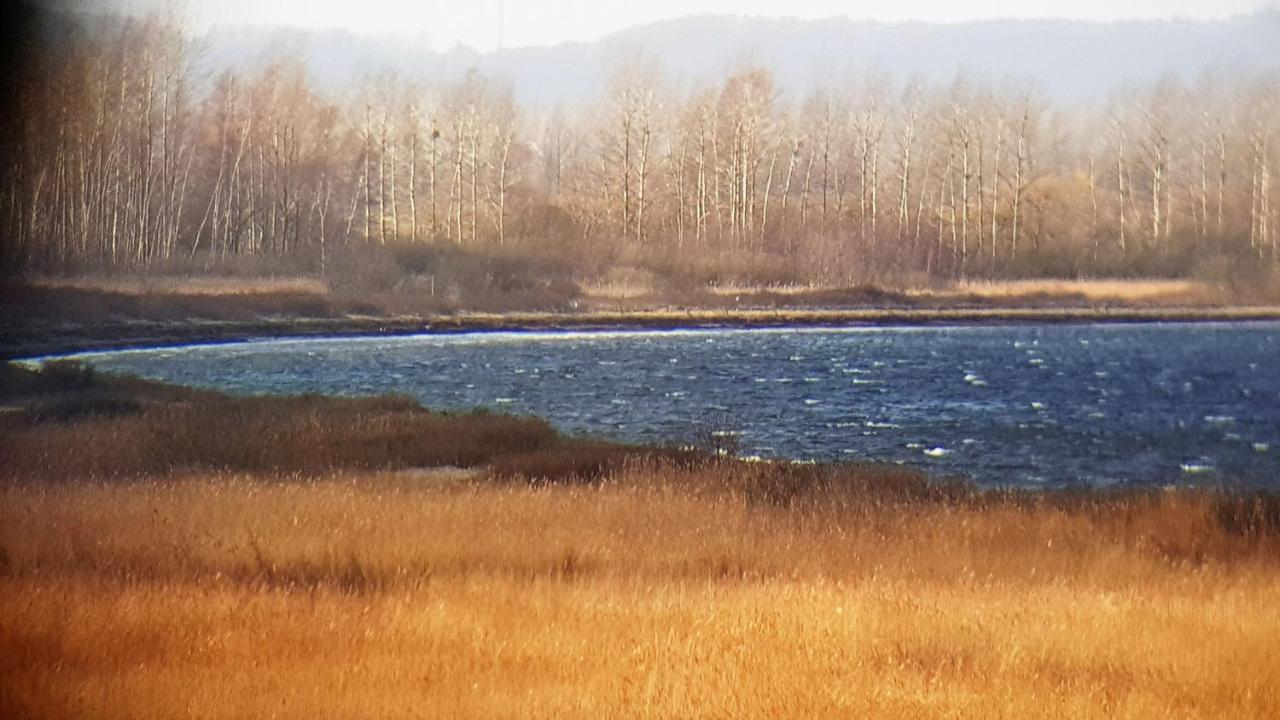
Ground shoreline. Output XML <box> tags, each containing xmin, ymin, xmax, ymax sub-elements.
<box><xmin>6</xmin><ymin>304</ymin><xmax>1280</xmax><ymax>360</ymax></box>
<box><xmin>4</xmin><ymin>360</ymin><xmax>1280</xmax><ymax>718</ymax></box>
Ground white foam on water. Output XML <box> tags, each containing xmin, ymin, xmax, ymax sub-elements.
<box><xmin>905</xmin><ymin>442</ymin><xmax>924</xmax><ymax>450</ymax></box>
<box><xmin>1204</xmin><ymin>415</ymin><xmax>1235</xmax><ymax>425</ymax></box>
<box><xmin>865</xmin><ymin>421</ymin><xmax>901</xmax><ymax>429</ymax></box>
<box><xmin>923</xmin><ymin>447</ymin><xmax>951</xmax><ymax>458</ymax></box>
<box><xmin>1029</xmin><ymin>358</ymin><xmax>1045</xmax><ymax>366</ymax></box>
<box><xmin>1180</xmin><ymin>461</ymin><xmax>1215</xmax><ymax>474</ymax></box>
<box><xmin>495</xmin><ymin>398</ymin><xmax>515</xmax><ymax>404</ymax></box>
<box><xmin>1255</xmin><ymin>443</ymin><xmax>1271</xmax><ymax>453</ymax></box>
<box><xmin>803</xmin><ymin>399</ymin><xmax>821</xmax><ymax>405</ymax></box>
<box><xmin>963</xmin><ymin>373</ymin><xmax>980</xmax><ymax>383</ymax></box>
<box><xmin>1030</xmin><ymin>402</ymin><xmax>1046</xmax><ymax>410</ymax></box>
<box><xmin>804</xmin><ymin>377</ymin><xmax>821</xmax><ymax>383</ymax></box>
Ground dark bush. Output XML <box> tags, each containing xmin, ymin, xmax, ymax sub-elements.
<box><xmin>1214</xmin><ymin>491</ymin><xmax>1280</xmax><ymax>539</ymax></box>
<box><xmin>488</xmin><ymin>443</ymin><xmax>704</xmax><ymax>484</ymax></box>
<box><xmin>26</xmin><ymin>395</ymin><xmax>143</xmax><ymax>422</ymax></box>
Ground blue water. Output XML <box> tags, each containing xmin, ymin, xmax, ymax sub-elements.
<box><xmin>52</xmin><ymin>322</ymin><xmax>1280</xmax><ymax>488</ymax></box>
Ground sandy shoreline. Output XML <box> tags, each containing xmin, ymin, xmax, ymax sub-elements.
<box><xmin>5</xmin><ymin>305</ymin><xmax>1280</xmax><ymax>360</ymax></box>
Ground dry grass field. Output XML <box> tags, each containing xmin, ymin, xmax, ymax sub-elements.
<box><xmin>3</xmin><ymin>362</ymin><xmax>1280</xmax><ymax>718</ymax></box>
<box><xmin>2</xmin><ymin>470</ymin><xmax>1279</xmax><ymax>719</ymax></box>
<box><xmin>32</xmin><ymin>276</ymin><xmax>331</xmax><ymax>298</ymax></box>
<box><xmin>948</xmin><ymin>279</ymin><xmax>1220</xmax><ymax>305</ymax></box>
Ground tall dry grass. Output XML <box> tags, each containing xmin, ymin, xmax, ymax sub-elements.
<box><xmin>2</xmin><ymin>465</ymin><xmax>1279</xmax><ymax>719</ymax></box>
<box><xmin>950</xmin><ymin>278</ymin><xmax>1220</xmax><ymax>304</ymax></box>
<box><xmin>32</xmin><ymin>276</ymin><xmax>331</xmax><ymax>297</ymax></box>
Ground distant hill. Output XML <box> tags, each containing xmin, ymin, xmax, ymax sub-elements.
<box><xmin>194</xmin><ymin>11</ymin><xmax>1280</xmax><ymax>106</ymax></box>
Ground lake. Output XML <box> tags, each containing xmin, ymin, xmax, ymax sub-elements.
<box><xmin>54</xmin><ymin>322</ymin><xmax>1280</xmax><ymax>488</ymax></box>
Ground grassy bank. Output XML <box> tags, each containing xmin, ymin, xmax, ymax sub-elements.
<box><xmin>0</xmin><ymin>361</ymin><xmax>681</xmax><ymax>480</ymax></box>
<box><xmin>2</xmin><ymin>362</ymin><xmax>1280</xmax><ymax>718</ymax></box>
<box><xmin>5</xmin><ymin>278</ymin><xmax>1280</xmax><ymax>360</ymax></box>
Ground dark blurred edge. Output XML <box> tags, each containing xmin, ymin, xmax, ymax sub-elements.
<box><xmin>0</xmin><ymin>0</ymin><xmax>43</xmax><ymax>205</ymax></box>
<box><xmin>0</xmin><ymin>1</ymin><xmax>50</xmax><ymax>358</ymax></box>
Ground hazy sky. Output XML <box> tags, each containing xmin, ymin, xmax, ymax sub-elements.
<box><xmin>98</xmin><ymin>0</ymin><xmax>1277</xmax><ymax>51</ymax></box>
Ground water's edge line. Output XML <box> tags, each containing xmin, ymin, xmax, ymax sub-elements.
<box><xmin>7</xmin><ymin>306</ymin><xmax>1280</xmax><ymax>362</ymax></box>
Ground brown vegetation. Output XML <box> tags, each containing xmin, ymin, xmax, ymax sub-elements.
<box><xmin>2</xmin><ymin>468</ymin><xmax>1279</xmax><ymax>719</ymax></box>
<box><xmin>946</xmin><ymin>278</ymin><xmax>1221</xmax><ymax>305</ymax></box>
<box><xmin>0</xmin><ymin>361</ymin><xmax>674</xmax><ymax>479</ymax></box>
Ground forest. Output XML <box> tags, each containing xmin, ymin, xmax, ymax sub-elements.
<box><xmin>1</xmin><ymin>9</ymin><xmax>1278</xmax><ymax>295</ymax></box>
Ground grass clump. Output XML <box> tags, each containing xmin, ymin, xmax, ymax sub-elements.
<box><xmin>0</xmin><ymin>362</ymin><xmax>566</xmax><ymax>478</ymax></box>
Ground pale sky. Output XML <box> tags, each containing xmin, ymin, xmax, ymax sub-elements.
<box><xmin>98</xmin><ymin>0</ymin><xmax>1277</xmax><ymax>51</ymax></box>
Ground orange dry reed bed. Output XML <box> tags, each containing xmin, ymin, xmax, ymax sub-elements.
<box><xmin>2</xmin><ymin>470</ymin><xmax>1279</xmax><ymax>719</ymax></box>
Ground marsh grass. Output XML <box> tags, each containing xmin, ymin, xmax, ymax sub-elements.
<box><xmin>0</xmin><ymin>362</ymin><xmax>587</xmax><ymax>478</ymax></box>
<box><xmin>2</xmin><ymin>467</ymin><xmax>1279</xmax><ymax>720</ymax></box>
<box><xmin>950</xmin><ymin>279</ymin><xmax>1218</xmax><ymax>304</ymax></box>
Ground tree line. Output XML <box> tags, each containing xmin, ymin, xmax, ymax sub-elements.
<box><xmin>2</xmin><ymin>11</ymin><xmax>1278</xmax><ymax>287</ymax></box>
